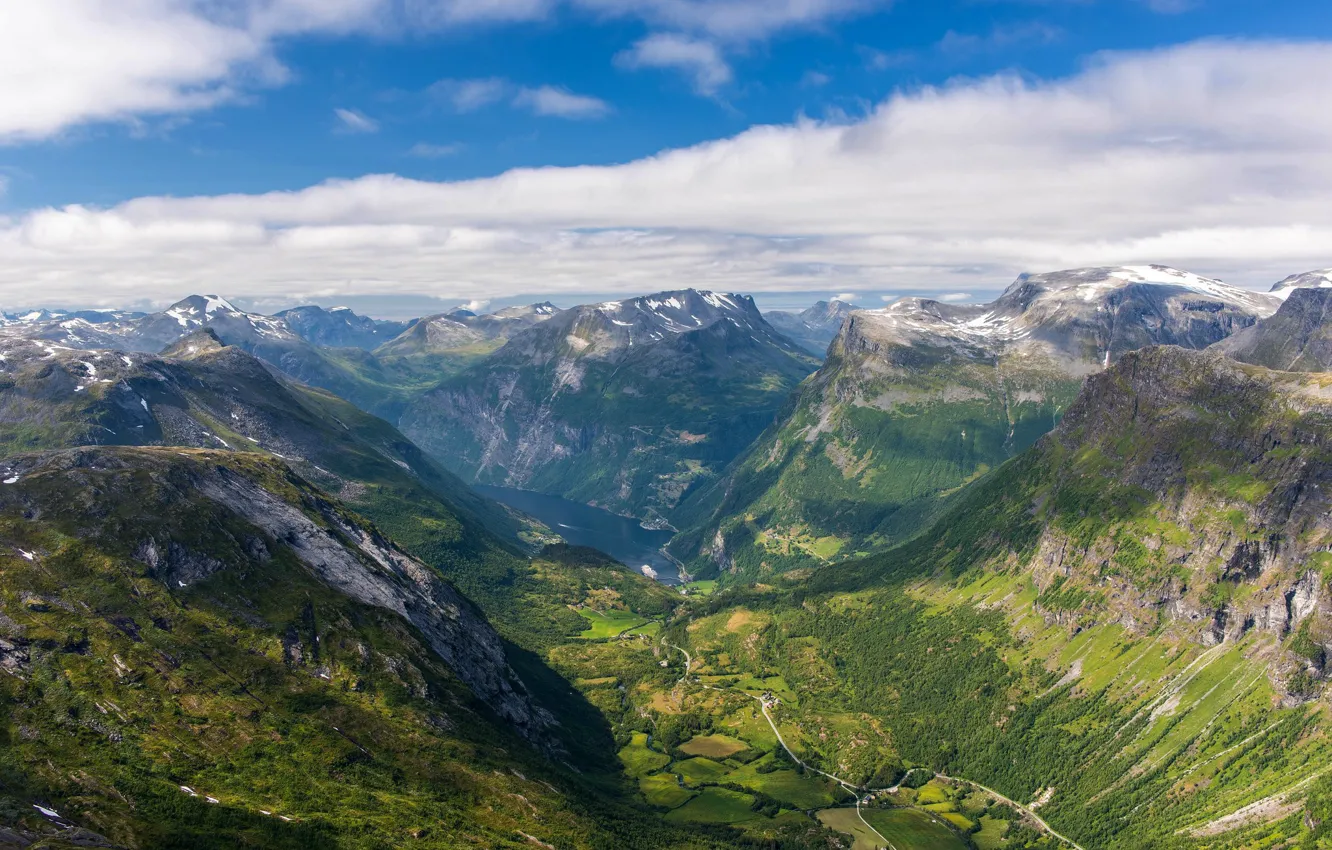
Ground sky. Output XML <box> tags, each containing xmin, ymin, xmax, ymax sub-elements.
<box><xmin>3</xmin><ymin>0</ymin><xmax>1332</xmax><ymax>316</ymax></box>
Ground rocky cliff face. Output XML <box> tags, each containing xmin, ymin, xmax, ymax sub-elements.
<box><xmin>400</xmin><ymin>290</ymin><xmax>817</xmax><ymax>521</ymax></box>
<box><xmin>0</xmin><ymin>447</ymin><xmax>559</xmax><ymax>745</ymax></box>
<box><xmin>891</xmin><ymin>346</ymin><xmax>1332</xmax><ymax>701</ymax></box>
<box><xmin>671</xmin><ymin>266</ymin><xmax>1279</xmax><ymax>580</ymax></box>
<box><xmin>1216</xmin><ymin>287</ymin><xmax>1332</xmax><ymax>372</ymax></box>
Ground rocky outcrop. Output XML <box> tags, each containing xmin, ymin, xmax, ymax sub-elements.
<box><xmin>0</xmin><ymin>447</ymin><xmax>560</xmax><ymax>750</ymax></box>
<box><xmin>1215</xmin><ymin>287</ymin><xmax>1332</xmax><ymax>371</ymax></box>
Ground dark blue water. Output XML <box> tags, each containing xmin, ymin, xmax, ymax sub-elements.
<box><xmin>475</xmin><ymin>485</ymin><xmax>682</xmax><ymax>585</ymax></box>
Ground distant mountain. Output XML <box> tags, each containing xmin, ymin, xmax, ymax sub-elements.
<box><xmin>670</xmin><ymin>265</ymin><xmax>1280</xmax><ymax>579</ymax></box>
<box><xmin>379</xmin><ymin>301</ymin><xmax>560</xmax><ymax>356</ymax></box>
<box><xmin>1270</xmin><ymin>268</ymin><xmax>1332</xmax><ymax>299</ymax></box>
<box><xmin>1216</xmin><ymin>287</ymin><xmax>1332</xmax><ymax>371</ymax></box>
<box><xmin>274</xmin><ymin>304</ymin><xmax>412</xmax><ymax>349</ymax></box>
<box><xmin>762</xmin><ymin>299</ymin><xmax>856</xmax><ymax>356</ymax></box>
<box><xmin>0</xmin><ymin>295</ymin><xmax>420</xmax><ymax>417</ymax></box>
<box><xmin>375</xmin><ymin>314</ymin><xmax>486</xmax><ymax>356</ymax></box>
<box><xmin>0</xmin><ymin>328</ymin><xmax>528</xmax><ymax>545</ymax></box>
<box><xmin>400</xmin><ymin>290</ymin><xmax>818</xmax><ymax>522</ymax></box>
<box><xmin>368</xmin><ymin>301</ymin><xmax>563</xmax><ymax>393</ymax></box>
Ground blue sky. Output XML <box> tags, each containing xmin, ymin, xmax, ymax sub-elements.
<box><xmin>3</xmin><ymin>0</ymin><xmax>1332</xmax><ymax>314</ymax></box>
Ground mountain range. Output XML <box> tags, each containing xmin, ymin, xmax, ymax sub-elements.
<box><xmin>669</xmin><ymin>266</ymin><xmax>1282</xmax><ymax>579</ymax></box>
<box><xmin>4</xmin><ymin>266</ymin><xmax>1332</xmax><ymax>849</ymax></box>
<box><xmin>399</xmin><ymin>290</ymin><xmax>818</xmax><ymax>523</ymax></box>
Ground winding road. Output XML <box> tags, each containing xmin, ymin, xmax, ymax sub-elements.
<box><xmin>659</xmin><ymin>638</ymin><xmax>1085</xmax><ymax>850</ymax></box>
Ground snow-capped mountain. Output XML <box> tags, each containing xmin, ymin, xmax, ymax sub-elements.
<box><xmin>0</xmin><ymin>295</ymin><xmax>295</xmax><ymax>354</ymax></box>
<box><xmin>1270</xmin><ymin>269</ymin><xmax>1332</xmax><ymax>299</ymax></box>
<box><xmin>500</xmin><ymin>289</ymin><xmax>805</xmax><ymax>361</ymax></box>
<box><xmin>859</xmin><ymin>265</ymin><xmax>1279</xmax><ymax>372</ymax></box>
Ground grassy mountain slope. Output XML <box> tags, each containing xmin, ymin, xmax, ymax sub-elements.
<box><xmin>0</xmin><ymin>447</ymin><xmax>723</xmax><ymax>850</ymax></box>
<box><xmin>658</xmin><ymin>346</ymin><xmax>1332</xmax><ymax>849</ymax></box>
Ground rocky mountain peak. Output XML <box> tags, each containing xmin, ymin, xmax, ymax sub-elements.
<box><xmin>844</xmin><ymin>265</ymin><xmax>1278</xmax><ymax>371</ymax></box>
<box><xmin>159</xmin><ymin>327</ymin><xmax>226</xmax><ymax>359</ymax></box>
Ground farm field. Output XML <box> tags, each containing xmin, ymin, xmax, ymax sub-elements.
<box><xmin>640</xmin><ymin>773</ymin><xmax>696</xmax><ymax>809</ymax></box>
<box><xmin>618</xmin><ymin>732</ymin><xmax>671</xmax><ymax>776</ymax></box>
<box><xmin>675</xmin><ymin>756</ymin><xmax>733</xmax><ymax>787</ymax></box>
<box><xmin>576</xmin><ymin>607</ymin><xmax>650</xmax><ymax>638</ymax></box>
<box><xmin>679</xmin><ymin>733</ymin><xmax>749</xmax><ymax>759</ymax></box>
<box><xmin>665</xmin><ymin>787</ymin><xmax>761</xmax><ymax>824</ymax></box>
<box><xmin>816</xmin><ymin>808</ymin><xmax>882</xmax><ymax>850</ymax></box>
<box><xmin>864</xmin><ymin>807</ymin><xmax>971</xmax><ymax>850</ymax></box>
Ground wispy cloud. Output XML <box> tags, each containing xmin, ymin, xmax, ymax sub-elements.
<box><xmin>430</xmin><ymin>78</ymin><xmax>609</xmax><ymax>118</ymax></box>
<box><xmin>833</xmin><ymin>292</ymin><xmax>858</xmax><ymax>302</ymax></box>
<box><xmin>616</xmin><ymin>34</ymin><xmax>733</xmax><ymax>95</ymax></box>
<box><xmin>801</xmin><ymin>70</ymin><xmax>833</xmax><ymax>88</ymax></box>
<box><xmin>408</xmin><ymin>142</ymin><xmax>464</xmax><ymax>158</ymax></box>
<box><xmin>430</xmin><ymin>78</ymin><xmax>509</xmax><ymax>112</ymax></box>
<box><xmin>858</xmin><ymin>45</ymin><xmax>912</xmax><ymax>71</ymax></box>
<box><xmin>938</xmin><ymin>21</ymin><xmax>1063</xmax><ymax>55</ymax></box>
<box><xmin>937</xmin><ymin>293</ymin><xmax>974</xmax><ymax>303</ymax></box>
<box><xmin>513</xmin><ymin>86</ymin><xmax>611</xmax><ymax>118</ymax></box>
<box><xmin>333</xmin><ymin>107</ymin><xmax>379</xmax><ymax>133</ymax></box>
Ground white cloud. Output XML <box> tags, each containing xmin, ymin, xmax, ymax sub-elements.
<box><xmin>513</xmin><ymin>86</ymin><xmax>611</xmax><ymax>118</ymax></box>
<box><xmin>576</xmin><ymin>0</ymin><xmax>888</xmax><ymax>42</ymax></box>
<box><xmin>938</xmin><ymin>22</ymin><xmax>1063</xmax><ymax>55</ymax></box>
<box><xmin>409</xmin><ymin>142</ymin><xmax>464</xmax><ymax>158</ymax></box>
<box><xmin>937</xmin><ymin>293</ymin><xmax>974</xmax><ymax>303</ymax></box>
<box><xmin>430</xmin><ymin>77</ymin><xmax>510</xmax><ymax>112</ymax></box>
<box><xmin>9</xmin><ymin>41</ymin><xmax>1332</xmax><ymax>306</ymax></box>
<box><xmin>834</xmin><ymin>292</ymin><xmax>858</xmax><ymax>302</ymax></box>
<box><xmin>616</xmin><ymin>34</ymin><xmax>733</xmax><ymax>95</ymax></box>
<box><xmin>430</xmin><ymin>79</ymin><xmax>609</xmax><ymax>118</ymax></box>
<box><xmin>334</xmin><ymin>108</ymin><xmax>379</xmax><ymax>133</ymax></box>
<box><xmin>0</xmin><ymin>0</ymin><xmax>893</xmax><ymax>140</ymax></box>
<box><xmin>801</xmin><ymin>70</ymin><xmax>833</xmax><ymax>88</ymax></box>
<box><xmin>459</xmin><ymin>298</ymin><xmax>491</xmax><ymax>312</ymax></box>
<box><xmin>858</xmin><ymin>45</ymin><xmax>911</xmax><ymax>71</ymax></box>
